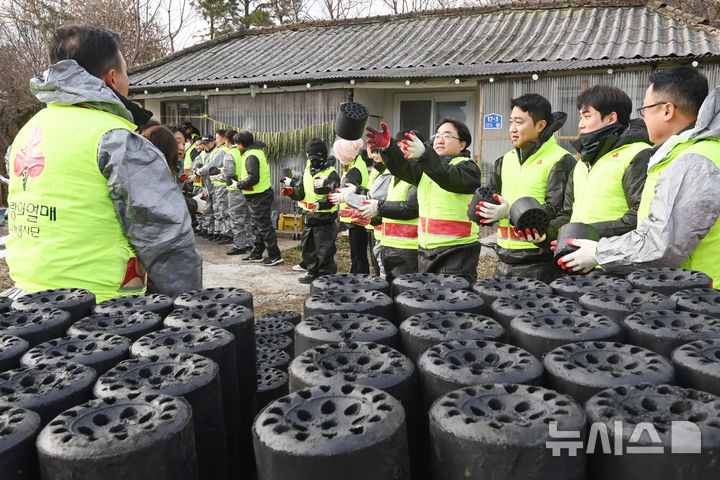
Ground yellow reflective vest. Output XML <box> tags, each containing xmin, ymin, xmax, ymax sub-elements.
<box><xmin>381</xmin><ymin>179</ymin><xmax>418</xmax><ymax>250</ymax></box>
<box><xmin>637</xmin><ymin>139</ymin><xmax>720</xmax><ymax>283</ymax></box>
<box><xmin>7</xmin><ymin>104</ymin><xmax>146</xmax><ymax>301</ymax></box>
<box><xmin>571</xmin><ymin>142</ymin><xmax>650</xmax><ymax>224</ymax></box>
<box><xmin>497</xmin><ymin>137</ymin><xmax>571</xmax><ymax>250</ymax></box>
<box><xmin>417</xmin><ymin>156</ymin><xmax>479</xmax><ymax>249</ymax></box>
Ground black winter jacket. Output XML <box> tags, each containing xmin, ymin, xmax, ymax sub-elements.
<box><xmin>380</xmin><ymin>140</ymin><xmax>482</xmax><ymax>194</ymax></box>
<box><xmin>378</xmin><ymin>178</ymin><xmax>419</xmax><ymax>220</ymax></box>
<box><xmin>554</xmin><ymin>119</ymin><xmax>651</xmax><ymax>238</ymax></box>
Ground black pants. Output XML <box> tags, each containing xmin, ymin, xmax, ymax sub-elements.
<box><xmin>418</xmin><ymin>242</ymin><xmax>481</xmax><ymax>284</ymax></box>
<box><xmin>368</xmin><ymin>230</ymin><xmax>381</xmax><ymax>276</ymax></box>
<box><xmin>494</xmin><ymin>258</ymin><xmax>565</xmax><ymax>284</ymax></box>
<box><xmin>245</xmin><ymin>189</ymin><xmax>281</xmax><ymax>259</ymax></box>
<box><xmin>380</xmin><ymin>246</ymin><xmax>418</xmax><ymax>285</ymax></box>
<box><xmin>348</xmin><ymin>224</ymin><xmax>370</xmax><ymax>274</ymax></box>
<box><xmin>301</xmin><ymin>220</ymin><xmax>338</xmax><ymax>277</ymax></box>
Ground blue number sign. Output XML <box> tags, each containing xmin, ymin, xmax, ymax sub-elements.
<box><xmin>483</xmin><ymin>113</ymin><xmax>502</xmax><ymax>130</ymax></box>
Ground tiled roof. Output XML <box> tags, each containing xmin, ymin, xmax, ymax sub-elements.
<box><xmin>129</xmin><ymin>0</ymin><xmax>720</xmax><ymax>92</ymax></box>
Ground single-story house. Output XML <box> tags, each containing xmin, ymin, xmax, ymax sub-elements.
<box><xmin>129</xmin><ymin>0</ymin><xmax>720</xmax><ymax>214</ymax></box>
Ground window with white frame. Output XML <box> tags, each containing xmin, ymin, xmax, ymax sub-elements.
<box><xmin>394</xmin><ymin>92</ymin><xmax>475</xmax><ymax>143</ymax></box>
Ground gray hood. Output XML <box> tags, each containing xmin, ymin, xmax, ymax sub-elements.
<box><xmin>649</xmin><ymin>86</ymin><xmax>720</xmax><ymax>170</ymax></box>
<box><xmin>29</xmin><ymin>60</ymin><xmax>133</xmax><ymax>122</ymax></box>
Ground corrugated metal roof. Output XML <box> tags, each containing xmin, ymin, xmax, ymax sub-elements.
<box><xmin>129</xmin><ymin>0</ymin><xmax>720</xmax><ymax>92</ymax></box>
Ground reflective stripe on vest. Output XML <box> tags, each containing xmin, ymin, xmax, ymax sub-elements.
<box><xmin>497</xmin><ymin>137</ymin><xmax>571</xmax><ymax>250</ymax></box>
<box><xmin>240</xmin><ymin>148</ymin><xmax>270</xmax><ymax>195</ymax></box>
<box><xmin>637</xmin><ymin>139</ymin><xmax>720</xmax><ymax>283</ymax></box>
<box><xmin>212</xmin><ymin>146</ymin><xmax>228</xmax><ymax>185</ymax></box>
<box><xmin>226</xmin><ymin>147</ymin><xmax>242</xmax><ymax>190</ymax></box>
<box><xmin>570</xmin><ymin>142</ymin><xmax>650</xmax><ymax>224</ymax></box>
<box><xmin>339</xmin><ymin>156</ymin><xmax>370</xmax><ymax>223</ymax></box>
<box><xmin>365</xmin><ymin>168</ymin><xmax>381</xmax><ymax>231</ymax></box>
<box><xmin>417</xmin><ymin>157</ymin><xmax>479</xmax><ymax>249</ymax></box>
<box><xmin>6</xmin><ymin>104</ymin><xmax>146</xmax><ymax>302</ymax></box>
<box><xmin>299</xmin><ymin>165</ymin><xmax>336</xmax><ymax>213</ymax></box>
<box><xmin>381</xmin><ymin>180</ymin><xmax>418</xmax><ymax>250</ymax></box>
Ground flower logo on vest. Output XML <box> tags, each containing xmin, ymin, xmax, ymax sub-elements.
<box><xmin>13</xmin><ymin>126</ymin><xmax>45</xmax><ymax>191</ymax></box>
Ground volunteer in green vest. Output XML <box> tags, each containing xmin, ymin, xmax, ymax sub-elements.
<box><xmin>353</xmin><ymin>129</ymin><xmax>423</xmax><ymax>283</ymax></box>
<box><xmin>3</xmin><ymin>25</ymin><xmax>201</xmax><ymax>302</ymax></box>
<box><xmin>476</xmin><ymin>94</ymin><xmax>576</xmax><ymax>283</ymax></box>
<box><xmin>334</xmin><ymin>138</ymin><xmax>370</xmax><ymax>274</ymax></box>
<box><xmin>365</xmin><ymin>151</ymin><xmax>387</xmax><ymax>276</ymax></box>
<box><xmin>365</xmin><ymin>118</ymin><xmax>482</xmax><ymax>283</ymax></box>
<box><xmin>230</xmin><ymin>130</ymin><xmax>282</xmax><ymax>265</ymax></box>
<box><xmin>198</xmin><ymin>129</ymin><xmax>233</xmax><ymax>243</ymax></box>
<box><xmin>284</xmin><ymin>138</ymin><xmax>341</xmax><ymax>284</ymax></box>
<box><xmin>195</xmin><ymin>135</ymin><xmax>221</xmax><ymax>238</ymax></box>
<box><xmin>555</xmin><ymin>85</ymin><xmax>651</xmax><ymax>239</ymax></box>
<box><xmin>222</xmin><ymin>130</ymin><xmax>254</xmax><ymax>255</ymax></box>
<box><xmin>196</xmin><ymin>129</ymin><xmax>227</xmax><ymax>240</ymax></box>
<box><xmin>560</xmin><ymin>66</ymin><xmax>720</xmax><ymax>283</ymax></box>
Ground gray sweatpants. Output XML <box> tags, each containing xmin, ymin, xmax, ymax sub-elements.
<box><xmin>212</xmin><ymin>184</ymin><xmax>231</xmax><ymax>236</ymax></box>
<box><xmin>228</xmin><ymin>189</ymin><xmax>255</xmax><ymax>249</ymax></box>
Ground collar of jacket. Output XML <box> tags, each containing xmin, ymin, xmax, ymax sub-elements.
<box><xmin>439</xmin><ymin>149</ymin><xmax>472</xmax><ymax>162</ymax></box>
<box><xmin>516</xmin><ymin>111</ymin><xmax>567</xmax><ymax>163</ymax></box>
<box><xmin>571</xmin><ymin>122</ymin><xmax>626</xmax><ymax>165</ymax></box>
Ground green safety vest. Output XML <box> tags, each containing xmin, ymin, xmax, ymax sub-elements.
<box><xmin>226</xmin><ymin>146</ymin><xmax>243</xmax><ymax>191</ymax></box>
<box><xmin>193</xmin><ymin>150</ymin><xmax>206</xmax><ymax>187</ymax></box>
<box><xmin>6</xmin><ymin>104</ymin><xmax>146</xmax><ymax>302</ymax></box>
<box><xmin>339</xmin><ymin>156</ymin><xmax>369</xmax><ymax>224</ymax></box>
<box><xmin>571</xmin><ymin>142</ymin><xmax>651</xmax><ymax>224</ymax></box>
<box><xmin>498</xmin><ymin>137</ymin><xmax>571</xmax><ymax>250</ymax></box>
<box><xmin>637</xmin><ymin>139</ymin><xmax>720</xmax><ymax>283</ymax></box>
<box><xmin>299</xmin><ymin>165</ymin><xmax>337</xmax><ymax>213</ymax></box>
<box><xmin>212</xmin><ymin>146</ymin><xmax>228</xmax><ymax>185</ymax></box>
<box><xmin>417</xmin><ymin>156</ymin><xmax>479</xmax><ymax>249</ymax></box>
<box><xmin>365</xmin><ymin>168</ymin><xmax>381</xmax><ymax>235</ymax></box>
<box><xmin>183</xmin><ymin>145</ymin><xmax>194</xmax><ymax>172</ymax></box>
<box><xmin>239</xmin><ymin>148</ymin><xmax>271</xmax><ymax>195</ymax></box>
<box><xmin>381</xmin><ymin>179</ymin><xmax>418</xmax><ymax>250</ymax></box>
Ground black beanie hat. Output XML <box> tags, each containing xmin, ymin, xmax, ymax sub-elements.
<box><xmin>305</xmin><ymin>138</ymin><xmax>328</xmax><ymax>159</ymax></box>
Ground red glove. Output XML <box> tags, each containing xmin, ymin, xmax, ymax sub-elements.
<box><xmin>281</xmin><ymin>186</ymin><xmax>293</xmax><ymax>197</ymax></box>
<box><xmin>350</xmin><ymin>210</ymin><xmax>371</xmax><ymax>226</ymax></box>
<box><xmin>550</xmin><ymin>240</ymin><xmax>557</xmax><ymax>252</ymax></box>
<box><xmin>365</xmin><ymin>122</ymin><xmax>391</xmax><ymax>150</ymax></box>
<box><xmin>339</xmin><ymin>207</ymin><xmax>355</xmax><ymax>218</ymax></box>
<box><xmin>178</xmin><ymin>173</ymin><xmax>190</xmax><ymax>182</ymax></box>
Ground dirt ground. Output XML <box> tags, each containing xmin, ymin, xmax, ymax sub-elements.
<box><xmin>0</xmin><ymin>228</ymin><xmax>498</xmax><ymax>319</ymax></box>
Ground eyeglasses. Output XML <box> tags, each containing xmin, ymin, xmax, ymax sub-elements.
<box><xmin>431</xmin><ymin>133</ymin><xmax>460</xmax><ymax>141</ymax></box>
<box><xmin>637</xmin><ymin>101</ymin><xmax>670</xmax><ymax>118</ymax></box>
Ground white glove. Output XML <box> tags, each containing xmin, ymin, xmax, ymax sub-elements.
<box><xmin>358</xmin><ymin>199</ymin><xmax>379</xmax><ymax>219</ymax></box>
<box><xmin>329</xmin><ymin>191</ymin><xmax>345</xmax><ymax>205</ymax></box>
<box><xmin>313</xmin><ymin>176</ymin><xmax>326</xmax><ymax>189</ymax></box>
<box><xmin>513</xmin><ymin>226</ymin><xmax>547</xmax><ymax>243</ymax></box>
<box><xmin>192</xmin><ymin>194</ymin><xmax>207</xmax><ymax>214</ymax></box>
<box><xmin>230</xmin><ymin>179</ymin><xmax>240</xmax><ymax>189</ymax></box>
<box><xmin>477</xmin><ymin>194</ymin><xmax>510</xmax><ymax>223</ymax></box>
<box><xmin>282</xmin><ymin>176</ymin><xmax>292</xmax><ymax>187</ymax></box>
<box><xmin>399</xmin><ymin>131</ymin><xmax>425</xmax><ymax>159</ymax></box>
<box><xmin>559</xmin><ymin>239</ymin><xmax>599</xmax><ymax>274</ymax></box>
<box><xmin>209</xmin><ymin>174</ymin><xmax>222</xmax><ymax>182</ymax></box>
<box><xmin>340</xmin><ymin>183</ymin><xmax>357</xmax><ymax>194</ymax></box>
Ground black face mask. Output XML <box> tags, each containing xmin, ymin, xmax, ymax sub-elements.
<box><xmin>573</xmin><ymin>122</ymin><xmax>626</xmax><ymax>157</ymax></box>
<box><xmin>309</xmin><ymin>157</ymin><xmax>325</xmax><ymax>174</ymax></box>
